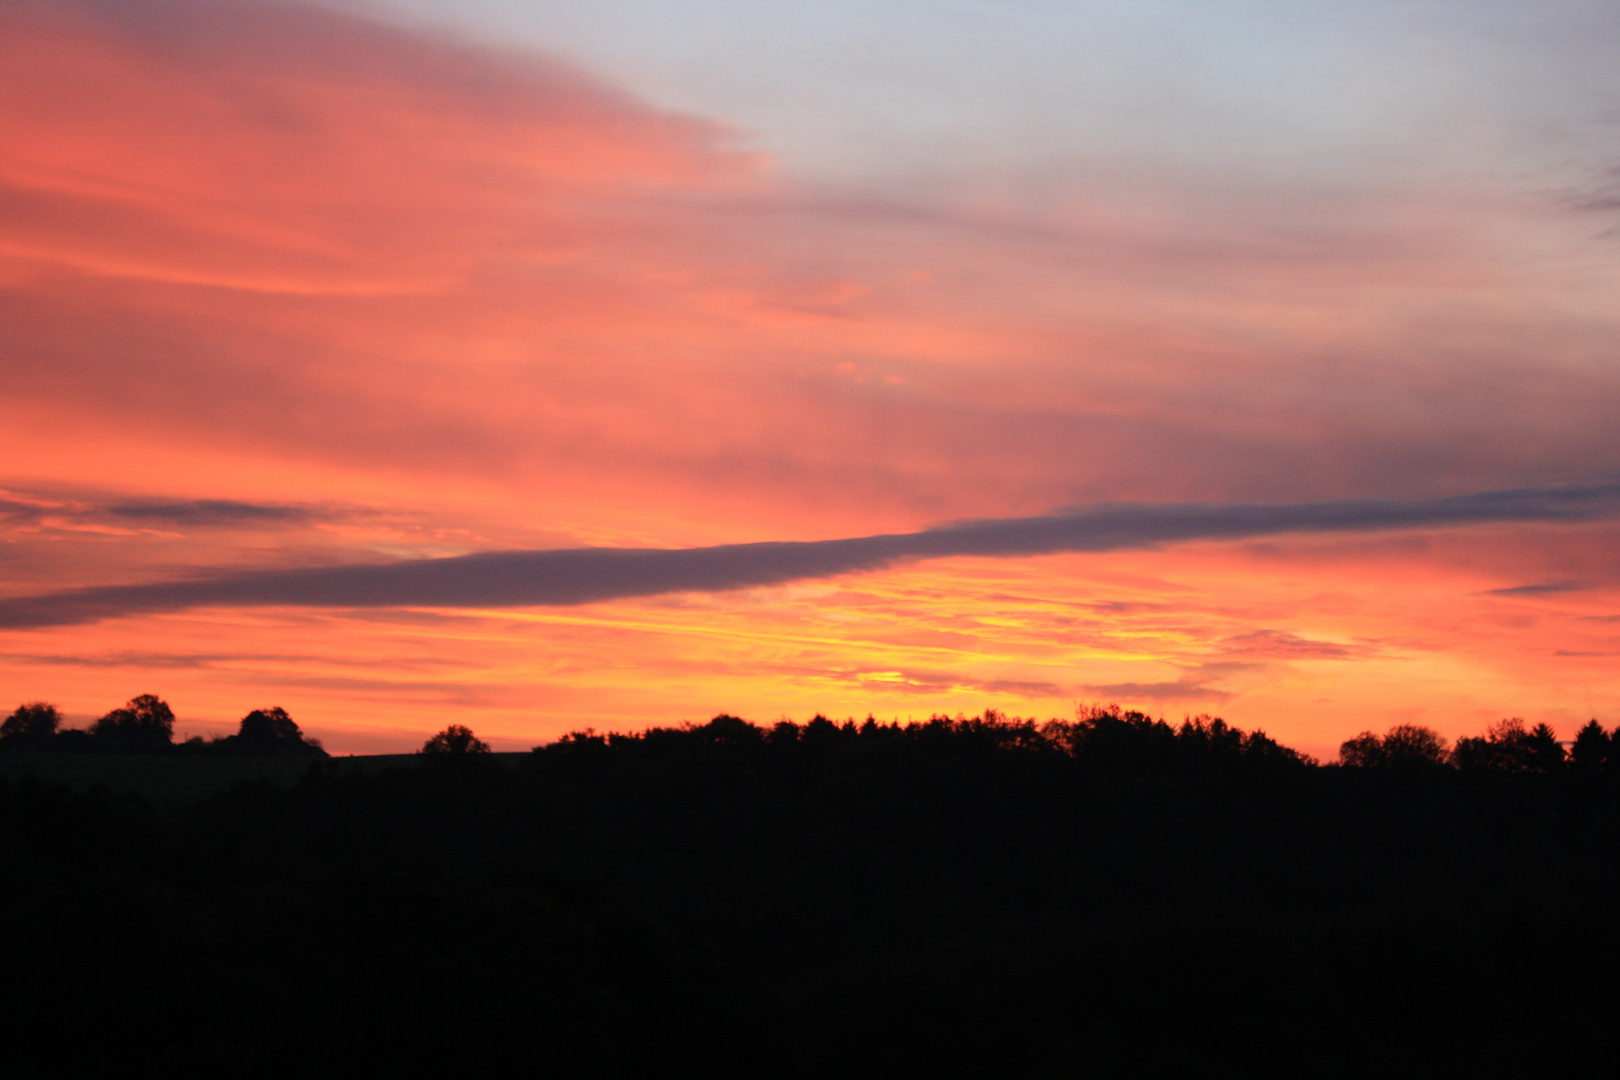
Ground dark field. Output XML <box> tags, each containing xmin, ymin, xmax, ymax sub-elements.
<box><xmin>0</xmin><ymin>751</ymin><xmax>522</xmax><ymax>807</ymax></box>
<box><xmin>3</xmin><ymin>712</ymin><xmax>1618</xmax><ymax>1078</ymax></box>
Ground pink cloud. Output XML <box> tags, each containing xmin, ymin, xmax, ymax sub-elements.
<box><xmin>0</xmin><ymin>0</ymin><xmax>754</xmax><ymax>289</ymax></box>
<box><xmin>6</xmin><ymin>1</ymin><xmax>1620</xmax><ymax>549</ymax></box>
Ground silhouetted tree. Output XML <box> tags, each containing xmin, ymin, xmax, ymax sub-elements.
<box><xmin>1453</xmin><ymin>722</ymin><xmax>1514</xmax><ymax>771</ymax></box>
<box><xmin>1339</xmin><ymin>724</ymin><xmax>1448</xmax><ymax>768</ymax></box>
<box><xmin>693</xmin><ymin>714</ymin><xmax>764</xmax><ymax>747</ymax></box>
<box><xmin>1570</xmin><ymin>720</ymin><xmax>1610</xmax><ymax>772</ymax></box>
<box><xmin>421</xmin><ymin>724</ymin><xmax>490</xmax><ymax>755</ymax></box>
<box><xmin>1063</xmin><ymin>706</ymin><xmax>1180</xmax><ymax>769</ymax></box>
<box><xmin>1339</xmin><ymin>731</ymin><xmax>1385</xmax><ymax>767</ymax></box>
<box><xmin>1452</xmin><ymin>717</ymin><xmax>1565</xmax><ymax>773</ymax></box>
<box><xmin>209</xmin><ymin>706</ymin><xmax>327</xmax><ymax>757</ymax></box>
<box><xmin>89</xmin><ymin>694</ymin><xmax>174</xmax><ymax>752</ymax></box>
<box><xmin>1528</xmin><ymin>722</ymin><xmax>1565</xmax><ymax>771</ymax></box>
<box><xmin>800</xmin><ymin>715</ymin><xmax>842</xmax><ymax>746</ymax></box>
<box><xmin>1383</xmin><ymin>723</ymin><xmax>1449</xmax><ymax>766</ymax></box>
<box><xmin>240</xmin><ymin>706</ymin><xmax>300</xmax><ymax>744</ymax></box>
<box><xmin>0</xmin><ymin>702</ymin><xmax>61</xmax><ymax>751</ymax></box>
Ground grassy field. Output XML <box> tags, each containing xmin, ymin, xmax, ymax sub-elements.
<box><xmin>0</xmin><ymin>752</ymin><xmax>527</xmax><ymax>807</ymax></box>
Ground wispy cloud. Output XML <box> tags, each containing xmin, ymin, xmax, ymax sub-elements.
<box><xmin>4</xmin><ymin>482</ymin><xmax>1616</xmax><ymax>629</ymax></box>
<box><xmin>1483</xmin><ymin>581</ymin><xmax>1587</xmax><ymax>597</ymax></box>
<box><xmin>979</xmin><ymin>678</ymin><xmax>1069</xmax><ymax>698</ymax></box>
<box><xmin>1563</xmin><ymin>165</ymin><xmax>1620</xmax><ymax>213</ymax></box>
<box><xmin>1218</xmin><ymin>630</ymin><xmax>1357</xmax><ymax>660</ymax></box>
<box><xmin>100</xmin><ymin>500</ymin><xmax>317</xmax><ymax>526</ymax></box>
<box><xmin>1080</xmin><ymin>679</ymin><xmax>1233</xmax><ymax>704</ymax></box>
<box><xmin>0</xmin><ymin>494</ymin><xmax>320</xmax><ymax>533</ymax></box>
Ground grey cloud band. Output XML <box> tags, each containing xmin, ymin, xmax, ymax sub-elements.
<box><xmin>3</xmin><ymin>482</ymin><xmax>1616</xmax><ymax>628</ymax></box>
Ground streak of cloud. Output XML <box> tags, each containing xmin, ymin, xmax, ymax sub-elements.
<box><xmin>1081</xmin><ymin>680</ymin><xmax>1233</xmax><ymax>704</ymax></box>
<box><xmin>1483</xmin><ymin>581</ymin><xmax>1587</xmax><ymax>597</ymax></box>
<box><xmin>0</xmin><ymin>488</ymin><xmax>334</xmax><ymax>545</ymax></box>
<box><xmin>101</xmin><ymin>500</ymin><xmax>317</xmax><ymax>526</ymax></box>
<box><xmin>1218</xmin><ymin>630</ymin><xmax>1357</xmax><ymax>660</ymax></box>
<box><xmin>3</xmin><ymin>482</ymin><xmax>1617</xmax><ymax>629</ymax></box>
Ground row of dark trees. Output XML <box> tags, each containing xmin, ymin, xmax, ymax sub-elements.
<box><xmin>542</xmin><ymin>706</ymin><xmax>1311</xmax><ymax>778</ymax></box>
<box><xmin>0</xmin><ymin>695</ymin><xmax>327</xmax><ymax>757</ymax></box>
<box><xmin>544</xmin><ymin>704</ymin><xmax>1620</xmax><ymax>777</ymax></box>
<box><xmin>1340</xmin><ymin>716</ymin><xmax>1620</xmax><ymax>772</ymax></box>
<box><xmin>9</xmin><ymin>691</ymin><xmax>1618</xmax><ymax>773</ymax></box>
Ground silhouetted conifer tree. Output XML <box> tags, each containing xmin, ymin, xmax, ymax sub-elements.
<box><xmin>1570</xmin><ymin>720</ymin><xmax>1610</xmax><ymax>772</ymax></box>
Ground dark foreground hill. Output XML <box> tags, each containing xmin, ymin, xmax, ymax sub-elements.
<box><xmin>3</xmin><ymin>710</ymin><xmax>1618</xmax><ymax>1078</ymax></box>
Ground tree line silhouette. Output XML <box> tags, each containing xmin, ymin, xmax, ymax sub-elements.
<box><xmin>14</xmin><ymin>691</ymin><xmax>1616</xmax><ymax>774</ymax></box>
<box><xmin>2</xmin><ymin>702</ymin><xmax>1619</xmax><ymax>1076</ymax></box>
<box><xmin>1</xmin><ymin>695</ymin><xmax>326</xmax><ymax>757</ymax></box>
<box><xmin>1339</xmin><ymin>716</ymin><xmax>1619</xmax><ymax>772</ymax></box>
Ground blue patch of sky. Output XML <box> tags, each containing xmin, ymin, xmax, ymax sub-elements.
<box><xmin>348</xmin><ymin>0</ymin><xmax>1620</xmax><ymax>196</ymax></box>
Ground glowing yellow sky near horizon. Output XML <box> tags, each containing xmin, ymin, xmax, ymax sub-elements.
<box><xmin>6</xmin><ymin>529</ymin><xmax>1617</xmax><ymax>758</ymax></box>
<box><xmin>2</xmin><ymin>2</ymin><xmax>1619</xmax><ymax>756</ymax></box>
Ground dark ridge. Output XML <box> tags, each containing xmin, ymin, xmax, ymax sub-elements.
<box><xmin>3</xmin><ymin>705</ymin><xmax>1620</xmax><ymax>1075</ymax></box>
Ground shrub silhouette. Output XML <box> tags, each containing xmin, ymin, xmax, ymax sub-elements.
<box><xmin>421</xmin><ymin>724</ymin><xmax>490</xmax><ymax>755</ymax></box>
<box><xmin>0</xmin><ymin>702</ymin><xmax>61</xmax><ymax>751</ymax></box>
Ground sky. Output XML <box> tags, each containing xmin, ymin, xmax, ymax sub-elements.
<box><xmin>2</xmin><ymin>0</ymin><xmax>1618</xmax><ymax>756</ymax></box>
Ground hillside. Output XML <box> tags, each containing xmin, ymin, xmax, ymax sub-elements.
<box><xmin>3</xmin><ymin>709</ymin><xmax>1618</xmax><ymax>1077</ymax></box>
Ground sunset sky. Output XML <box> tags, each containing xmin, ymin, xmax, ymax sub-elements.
<box><xmin>3</xmin><ymin>0</ymin><xmax>1619</xmax><ymax>756</ymax></box>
